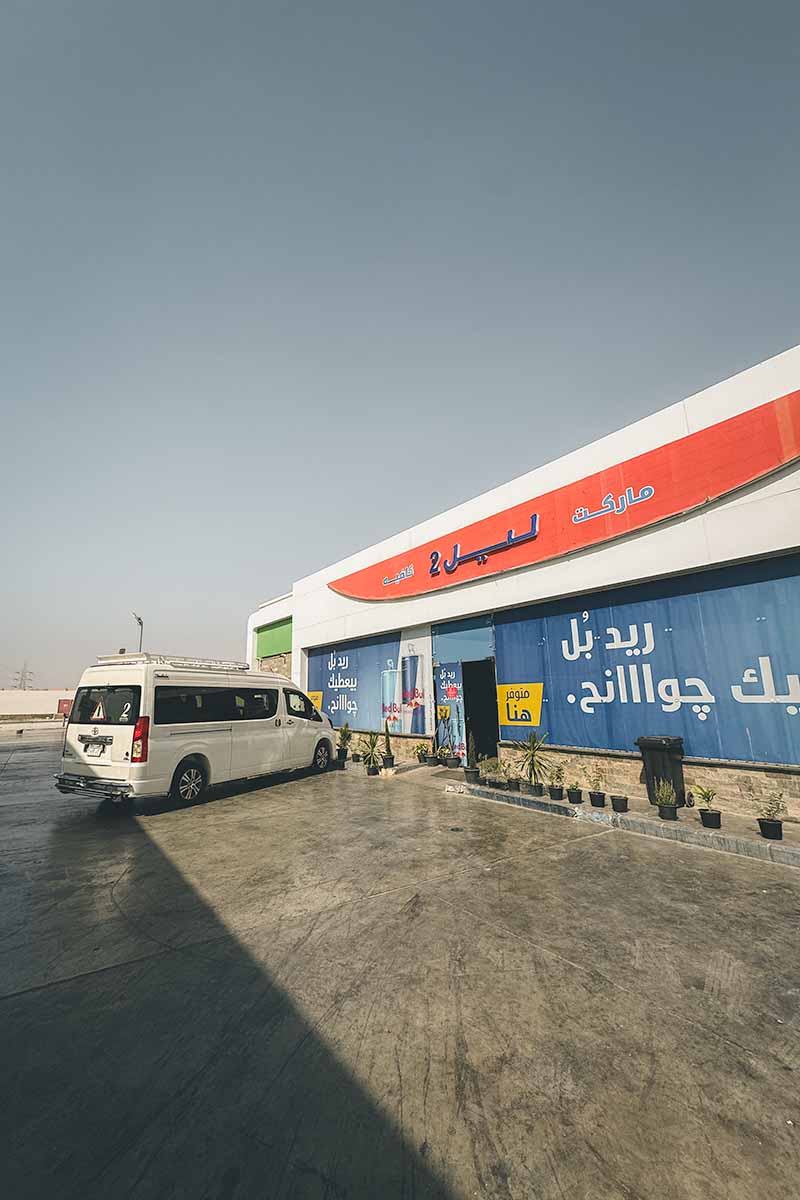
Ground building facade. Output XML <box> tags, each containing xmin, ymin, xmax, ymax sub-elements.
<box><xmin>246</xmin><ymin>346</ymin><xmax>800</xmax><ymax>815</ymax></box>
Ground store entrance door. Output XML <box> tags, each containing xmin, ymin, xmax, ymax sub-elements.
<box><xmin>463</xmin><ymin>658</ymin><xmax>499</xmax><ymax>761</ymax></box>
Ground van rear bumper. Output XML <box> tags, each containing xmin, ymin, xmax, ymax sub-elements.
<box><xmin>55</xmin><ymin>773</ymin><xmax>134</xmax><ymax>800</ymax></box>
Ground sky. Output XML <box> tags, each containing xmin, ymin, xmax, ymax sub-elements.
<box><xmin>1</xmin><ymin>0</ymin><xmax>798</xmax><ymax>688</ymax></box>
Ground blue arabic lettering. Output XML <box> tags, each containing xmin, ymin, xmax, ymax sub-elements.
<box><xmin>572</xmin><ymin>485</ymin><xmax>655</xmax><ymax>525</ymax></box>
<box><xmin>429</xmin><ymin>513</ymin><xmax>539</xmax><ymax>579</ymax></box>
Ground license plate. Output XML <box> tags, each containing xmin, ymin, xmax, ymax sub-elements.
<box><xmin>85</xmin><ymin>743</ymin><xmax>105</xmax><ymax>758</ymax></box>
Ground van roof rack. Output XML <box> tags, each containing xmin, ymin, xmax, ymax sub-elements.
<box><xmin>94</xmin><ymin>653</ymin><xmax>251</xmax><ymax>673</ymax></box>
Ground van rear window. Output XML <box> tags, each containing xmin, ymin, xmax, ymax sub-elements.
<box><xmin>70</xmin><ymin>686</ymin><xmax>141</xmax><ymax>726</ymax></box>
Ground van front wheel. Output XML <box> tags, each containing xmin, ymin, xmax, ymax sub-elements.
<box><xmin>312</xmin><ymin>741</ymin><xmax>331</xmax><ymax>772</ymax></box>
<box><xmin>171</xmin><ymin>759</ymin><xmax>208</xmax><ymax>804</ymax></box>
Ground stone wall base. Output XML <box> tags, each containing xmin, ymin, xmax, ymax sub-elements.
<box><xmin>258</xmin><ymin>652</ymin><xmax>292</xmax><ymax>678</ymax></box>
<box><xmin>348</xmin><ymin>730</ymin><xmax>433</xmax><ymax>763</ymax></box>
<box><xmin>498</xmin><ymin>744</ymin><xmax>800</xmax><ymax>822</ymax></box>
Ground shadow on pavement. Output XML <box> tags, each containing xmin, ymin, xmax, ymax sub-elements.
<box><xmin>2</xmin><ymin>787</ymin><xmax>459</xmax><ymax>1200</ymax></box>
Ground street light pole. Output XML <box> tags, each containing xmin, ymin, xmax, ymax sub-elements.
<box><xmin>132</xmin><ymin>612</ymin><xmax>144</xmax><ymax>653</ymax></box>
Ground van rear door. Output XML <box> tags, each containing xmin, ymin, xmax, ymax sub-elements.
<box><xmin>64</xmin><ymin>683</ymin><xmax>141</xmax><ymax>781</ymax></box>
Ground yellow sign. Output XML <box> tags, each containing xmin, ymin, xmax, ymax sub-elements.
<box><xmin>436</xmin><ymin>704</ymin><xmax>451</xmax><ymax>721</ymax></box>
<box><xmin>307</xmin><ymin>691</ymin><xmax>324</xmax><ymax>713</ymax></box>
<box><xmin>496</xmin><ymin>683</ymin><xmax>543</xmax><ymax>727</ymax></box>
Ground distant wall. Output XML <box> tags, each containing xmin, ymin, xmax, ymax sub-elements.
<box><xmin>0</xmin><ymin>689</ymin><xmax>75</xmax><ymax>717</ymax></box>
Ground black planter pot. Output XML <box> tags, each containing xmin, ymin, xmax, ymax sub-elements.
<box><xmin>425</xmin><ymin>755</ymin><xmax>440</xmax><ymax>767</ymax></box>
<box><xmin>758</xmin><ymin>818</ymin><xmax>783</xmax><ymax>840</ymax></box>
<box><xmin>658</xmin><ymin>804</ymin><xmax>678</xmax><ymax>821</ymax></box>
<box><xmin>699</xmin><ymin>808</ymin><xmax>721</xmax><ymax>829</ymax></box>
<box><xmin>417</xmin><ymin>753</ymin><xmax>427</xmax><ymax>763</ymax></box>
<box><xmin>532</xmin><ymin>781</ymin><xmax>545</xmax><ymax>796</ymax></box>
<box><xmin>463</xmin><ymin>766</ymin><xmax>480</xmax><ymax>784</ymax></box>
<box><xmin>382</xmin><ymin>755</ymin><xmax>395</xmax><ymax>769</ymax></box>
<box><xmin>366</xmin><ymin>765</ymin><xmax>379</xmax><ymax>776</ymax></box>
<box><xmin>336</xmin><ymin>748</ymin><xmax>348</xmax><ymax>764</ymax></box>
<box><xmin>487</xmin><ymin>776</ymin><xmax>508</xmax><ymax>790</ymax></box>
<box><xmin>610</xmin><ymin>794</ymin><xmax>628</xmax><ymax>813</ymax></box>
<box><xmin>589</xmin><ymin>791</ymin><xmax>606</xmax><ymax>807</ymax></box>
<box><xmin>549</xmin><ymin>785</ymin><xmax>564</xmax><ymax>802</ymax></box>
<box><xmin>446</xmin><ymin>756</ymin><xmax>460</xmax><ymax>769</ymax></box>
<box><xmin>478</xmin><ymin>775</ymin><xmax>487</xmax><ymax>786</ymax></box>
<box><xmin>567</xmin><ymin>788</ymin><xmax>583</xmax><ymax>804</ymax></box>
<box><xmin>508</xmin><ymin>778</ymin><xmax>520</xmax><ymax>792</ymax></box>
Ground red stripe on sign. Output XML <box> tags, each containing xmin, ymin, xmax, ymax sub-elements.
<box><xmin>329</xmin><ymin>390</ymin><xmax>800</xmax><ymax>602</ymax></box>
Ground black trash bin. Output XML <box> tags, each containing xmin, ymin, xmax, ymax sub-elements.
<box><xmin>635</xmin><ymin>735</ymin><xmax>686</xmax><ymax>806</ymax></box>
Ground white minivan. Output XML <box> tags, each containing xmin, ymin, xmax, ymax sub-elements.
<box><xmin>56</xmin><ymin>653</ymin><xmax>335</xmax><ymax>806</ymax></box>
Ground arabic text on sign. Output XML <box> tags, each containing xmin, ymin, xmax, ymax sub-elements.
<box><xmin>430</xmin><ymin>513</ymin><xmax>539</xmax><ymax>579</ymax></box>
<box><xmin>571</xmin><ymin>485</ymin><xmax>655</xmax><ymax>525</ymax></box>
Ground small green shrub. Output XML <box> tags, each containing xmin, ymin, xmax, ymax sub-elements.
<box><xmin>361</xmin><ymin>732</ymin><xmax>381</xmax><ymax>768</ymax></box>
<box><xmin>513</xmin><ymin>732</ymin><xmax>550</xmax><ymax>784</ymax></box>
<box><xmin>655</xmin><ymin>777</ymin><xmax>677</xmax><ymax>806</ymax></box>
<box><xmin>760</xmin><ymin>794</ymin><xmax>787</xmax><ymax>821</ymax></box>
<box><xmin>467</xmin><ymin>731</ymin><xmax>477</xmax><ymax>769</ymax></box>
<box><xmin>693</xmin><ymin>784</ymin><xmax>717</xmax><ymax>808</ymax></box>
<box><xmin>337</xmin><ymin>722</ymin><xmax>352</xmax><ymax>750</ymax></box>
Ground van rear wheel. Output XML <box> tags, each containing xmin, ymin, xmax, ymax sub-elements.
<box><xmin>171</xmin><ymin>759</ymin><xmax>208</xmax><ymax>804</ymax></box>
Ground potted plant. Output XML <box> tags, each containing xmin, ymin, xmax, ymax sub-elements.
<box><xmin>567</xmin><ymin>779</ymin><xmax>583</xmax><ymax>804</ymax></box>
<box><xmin>694</xmin><ymin>784</ymin><xmax>721</xmax><ymax>829</ymax></box>
<box><xmin>436</xmin><ymin>741</ymin><xmax>452</xmax><ymax>766</ymax></box>
<box><xmin>514</xmin><ymin>731</ymin><xmax>549</xmax><ymax>796</ymax></box>
<box><xmin>413</xmin><ymin>742</ymin><xmax>428</xmax><ymax>764</ymax></box>
<box><xmin>425</xmin><ymin>743</ymin><xmax>441</xmax><ymax>765</ymax></box>
<box><xmin>548</xmin><ymin>763</ymin><xmax>565</xmax><ymax>802</ymax></box>
<box><xmin>446</xmin><ymin>748</ymin><xmax>461</xmax><ymax>769</ymax></box>
<box><xmin>463</xmin><ymin>732</ymin><xmax>480</xmax><ymax>785</ymax></box>
<box><xmin>336</xmin><ymin>722</ymin><xmax>352</xmax><ymax>766</ymax></box>
<box><xmin>382</xmin><ymin>721</ymin><xmax>395</xmax><ymax>769</ymax></box>
<box><xmin>588</xmin><ymin>769</ymin><xmax>606</xmax><ymax>807</ymax></box>
<box><xmin>351</xmin><ymin>749</ymin><xmax>362</xmax><ymax>763</ymax></box>
<box><xmin>481</xmin><ymin>757</ymin><xmax>505</xmax><ymax>789</ymax></box>
<box><xmin>757</xmin><ymin>793</ymin><xmax>787</xmax><ymax>840</ymax></box>
<box><xmin>362</xmin><ymin>732</ymin><xmax>381</xmax><ymax>776</ymax></box>
<box><xmin>655</xmin><ymin>777</ymin><xmax>678</xmax><ymax>820</ymax></box>
<box><xmin>610</xmin><ymin>794</ymin><xmax>628</xmax><ymax>813</ymax></box>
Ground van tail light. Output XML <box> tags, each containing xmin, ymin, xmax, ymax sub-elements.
<box><xmin>132</xmin><ymin>716</ymin><xmax>150</xmax><ymax>763</ymax></box>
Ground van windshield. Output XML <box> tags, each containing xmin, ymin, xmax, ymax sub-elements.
<box><xmin>70</xmin><ymin>686</ymin><xmax>141</xmax><ymax>726</ymax></box>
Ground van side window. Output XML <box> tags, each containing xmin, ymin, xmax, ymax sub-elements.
<box><xmin>154</xmin><ymin>687</ymin><xmax>233</xmax><ymax>725</ymax></box>
<box><xmin>284</xmin><ymin>690</ymin><xmax>322</xmax><ymax>722</ymax></box>
<box><xmin>233</xmin><ymin>689</ymin><xmax>279</xmax><ymax>720</ymax></box>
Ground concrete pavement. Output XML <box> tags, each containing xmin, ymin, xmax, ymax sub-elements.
<box><xmin>1</xmin><ymin>745</ymin><xmax>798</xmax><ymax>1199</ymax></box>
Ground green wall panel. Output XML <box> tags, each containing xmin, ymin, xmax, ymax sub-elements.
<box><xmin>255</xmin><ymin>618</ymin><xmax>292</xmax><ymax>658</ymax></box>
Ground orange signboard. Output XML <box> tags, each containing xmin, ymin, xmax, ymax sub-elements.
<box><xmin>329</xmin><ymin>390</ymin><xmax>800</xmax><ymax>602</ymax></box>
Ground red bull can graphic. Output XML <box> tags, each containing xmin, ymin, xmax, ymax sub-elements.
<box><xmin>381</xmin><ymin>668</ymin><xmax>402</xmax><ymax>732</ymax></box>
<box><xmin>401</xmin><ymin>655</ymin><xmax>426</xmax><ymax>734</ymax></box>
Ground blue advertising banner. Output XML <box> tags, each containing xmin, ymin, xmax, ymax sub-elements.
<box><xmin>494</xmin><ymin>555</ymin><xmax>800</xmax><ymax>765</ymax></box>
<box><xmin>434</xmin><ymin>662</ymin><xmax>466</xmax><ymax>759</ymax></box>
<box><xmin>308</xmin><ymin>632</ymin><xmax>401</xmax><ymax>731</ymax></box>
